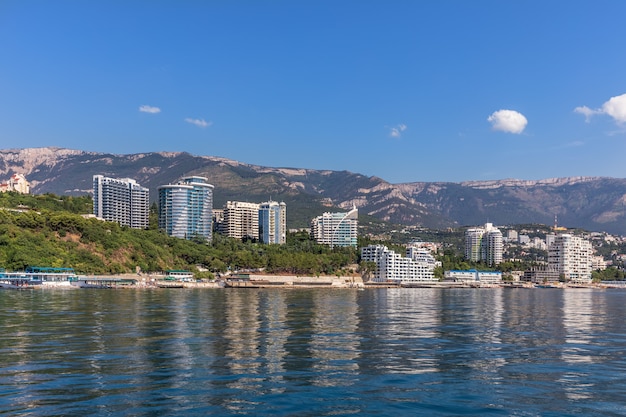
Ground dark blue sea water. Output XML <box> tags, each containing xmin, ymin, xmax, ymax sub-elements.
<box><xmin>1</xmin><ymin>288</ymin><xmax>626</xmax><ymax>416</ymax></box>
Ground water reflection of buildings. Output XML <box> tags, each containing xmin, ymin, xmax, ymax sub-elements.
<box><xmin>366</xmin><ymin>289</ymin><xmax>441</xmax><ymax>374</ymax></box>
<box><xmin>220</xmin><ymin>289</ymin><xmax>364</xmax><ymax>396</ymax></box>
<box><xmin>223</xmin><ymin>290</ymin><xmax>293</xmax><ymax>388</ymax></box>
<box><xmin>560</xmin><ymin>289</ymin><xmax>605</xmax><ymax>400</ymax></box>
<box><xmin>430</xmin><ymin>289</ymin><xmax>507</xmax><ymax>382</ymax></box>
<box><xmin>466</xmin><ymin>289</ymin><xmax>506</xmax><ymax>375</ymax></box>
<box><xmin>310</xmin><ymin>290</ymin><xmax>360</xmax><ymax>387</ymax></box>
<box><xmin>259</xmin><ymin>292</ymin><xmax>290</xmax><ymax>386</ymax></box>
<box><xmin>223</xmin><ymin>290</ymin><xmax>263</xmax><ymax>396</ymax></box>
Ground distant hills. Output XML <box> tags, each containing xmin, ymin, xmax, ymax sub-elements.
<box><xmin>2</xmin><ymin>147</ymin><xmax>626</xmax><ymax>235</ymax></box>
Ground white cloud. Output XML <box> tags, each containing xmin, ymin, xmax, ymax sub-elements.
<box><xmin>185</xmin><ymin>118</ymin><xmax>212</xmax><ymax>128</ymax></box>
<box><xmin>574</xmin><ymin>106</ymin><xmax>599</xmax><ymax>123</ymax></box>
<box><xmin>575</xmin><ymin>93</ymin><xmax>626</xmax><ymax>124</ymax></box>
<box><xmin>602</xmin><ymin>94</ymin><xmax>626</xmax><ymax>123</ymax></box>
<box><xmin>139</xmin><ymin>105</ymin><xmax>161</xmax><ymax>114</ymax></box>
<box><xmin>487</xmin><ymin>109</ymin><xmax>528</xmax><ymax>134</ymax></box>
<box><xmin>388</xmin><ymin>123</ymin><xmax>407</xmax><ymax>138</ymax></box>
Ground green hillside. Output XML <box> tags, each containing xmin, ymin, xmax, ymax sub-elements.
<box><xmin>0</xmin><ymin>192</ymin><xmax>358</xmax><ymax>276</ymax></box>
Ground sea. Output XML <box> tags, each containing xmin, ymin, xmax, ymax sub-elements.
<box><xmin>1</xmin><ymin>287</ymin><xmax>625</xmax><ymax>416</ymax></box>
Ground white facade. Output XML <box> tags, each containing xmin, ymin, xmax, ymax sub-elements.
<box><xmin>591</xmin><ymin>255</ymin><xmax>607</xmax><ymax>271</ymax></box>
<box><xmin>93</xmin><ymin>175</ymin><xmax>149</xmax><ymax>229</ymax></box>
<box><xmin>406</xmin><ymin>246</ymin><xmax>440</xmax><ymax>268</ymax></box>
<box><xmin>0</xmin><ymin>173</ymin><xmax>30</xmax><ymax>194</ymax></box>
<box><xmin>548</xmin><ymin>234</ymin><xmax>593</xmax><ymax>283</ymax></box>
<box><xmin>484</xmin><ymin>224</ymin><xmax>503</xmax><ymax>266</ymax></box>
<box><xmin>361</xmin><ymin>244</ymin><xmax>437</xmax><ymax>283</ymax></box>
<box><xmin>529</xmin><ymin>237</ymin><xmax>548</xmax><ymax>250</ymax></box>
<box><xmin>311</xmin><ymin>206</ymin><xmax>358</xmax><ymax>248</ymax></box>
<box><xmin>444</xmin><ymin>270</ymin><xmax>502</xmax><ymax>284</ymax></box>
<box><xmin>223</xmin><ymin>201</ymin><xmax>260</xmax><ymax>240</ymax></box>
<box><xmin>464</xmin><ymin>223</ymin><xmax>503</xmax><ymax>265</ymax></box>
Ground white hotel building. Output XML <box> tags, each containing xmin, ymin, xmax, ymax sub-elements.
<box><xmin>464</xmin><ymin>223</ymin><xmax>503</xmax><ymax>266</ymax></box>
<box><xmin>93</xmin><ymin>175</ymin><xmax>149</xmax><ymax>229</ymax></box>
<box><xmin>311</xmin><ymin>206</ymin><xmax>358</xmax><ymax>248</ymax></box>
<box><xmin>361</xmin><ymin>245</ymin><xmax>438</xmax><ymax>284</ymax></box>
<box><xmin>548</xmin><ymin>234</ymin><xmax>593</xmax><ymax>283</ymax></box>
<box><xmin>223</xmin><ymin>201</ymin><xmax>260</xmax><ymax>241</ymax></box>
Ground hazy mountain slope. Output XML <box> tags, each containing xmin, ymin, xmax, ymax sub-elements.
<box><xmin>2</xmin><ymin>147</ymin><xmax>626</xmax><ymax>234</ymax></box>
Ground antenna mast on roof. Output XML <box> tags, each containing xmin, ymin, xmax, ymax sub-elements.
<box><xmin>554</xmin><ymin>214</ymin><xmax>558</xmax><ymax>231</ymax></box>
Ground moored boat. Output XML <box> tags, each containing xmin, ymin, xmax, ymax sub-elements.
<box><xmin>0</xmin><ymin>266</ymin><xmax>79</xmax><ymax>288</ymax></box>
<box><xmin>0</xmin><ymin>268</ymin><xmax>40</xmax><ymax>289</ymax></box>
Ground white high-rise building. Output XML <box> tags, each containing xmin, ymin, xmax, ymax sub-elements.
<box><xmin>158</xmin><ymin>176</ymin><xmax>213</xmax><ymax>241</ymax></box>
<box><xmin>310</xmin><ymin>206</ymin><xmax>358</xmax><ymax>248</ymax></box>
<box><xmin>93</xmin><ymin>175</ymin><xmax>149</xmax><ymax>229</ymax></box>
<box><xmin>361</xmin><ymin>244</ymin><xmax>437</xmax><ymax>283</ymax></box>
<box><xmin>223</xmin><ymin>201</ymin><xmax>260</xmax><ymax>241</ymax></box>
<box><xmin>464</xmin><ymin>223</ymin><xmax>503</xmax><ymax>265</ymax></box>
<box><xmin>484</xmin><ymin>224</ymin><xmax>503</xmax><ymax>266</ymax></box>
<box><xmin>259</xmin><ymin>200</ymin><xmax>286</xmax><ymax>244</ymax></box>
<box><xmin>546</xmin><ymin>233</ymin><xmax>557</xmax><ymax>248</ymax></box>
<box><xmin>465</xmin><ymin>227</ymin><xmax>485</xmax><ymax>262</ymax></box>
<box><xmin>406</xmin><ymin>246</ymin><xmax>439</xmax><ymax>268</ymax></box>
<box><xmin>548</xmin><ymin>234</ymin><xmax>593</xmax><ymax>283</ymax></box>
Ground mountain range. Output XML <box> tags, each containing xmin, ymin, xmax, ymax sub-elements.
<box><xmin>2</xmin><ymin>147</ymin><xmax>626</xmax><ymax>235</ymax></box>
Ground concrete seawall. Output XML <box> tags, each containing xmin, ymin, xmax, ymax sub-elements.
<box><xmin>225</xmin><ymin>274</ymin><xmax>364</xmax><ymax>288</ymax></box>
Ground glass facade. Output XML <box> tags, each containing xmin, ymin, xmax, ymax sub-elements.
<box><xmin>259</xmin><ymin>201</ymin><xmax>286</xmax><ymax>244</ymax></box>
<box><xmin>158</xmin><ymin>176</ymin><xmax>213</xmax><ymax>241</ymax></box>
<box><xmin>310</xmin><ymin>206</ymin><xmax>358</xmax><ymax>248</ymax></box>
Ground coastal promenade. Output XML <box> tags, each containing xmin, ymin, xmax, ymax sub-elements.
<box><xmin>84</xmin><ymin>273</ymin><xmax>365</xmax><ymax>289</ymax></box>
<box><xmin>75</xmin><ymin>273</ymin><xmax>619</xmax><ymax>290</ymax></box>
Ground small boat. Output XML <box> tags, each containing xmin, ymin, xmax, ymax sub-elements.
<box><xmin>163</xmin><ymin>270</ymin><xmax>195</xmax><ymax>282</ymax></box>
<box><xmin>534</xmin><ymin>284</ymin><xmax>558</xmax><ymax>288</ymax></box>
<box><xmin>0</xmin><ymin>278</ymin><xmax>38</xmax><ymax>289</ymax></box>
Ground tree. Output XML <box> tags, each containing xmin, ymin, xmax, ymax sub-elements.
<box><xmin>358</xmin><ymin>261</ymin><xmax>377</xmax><ymax>281</ymax></box>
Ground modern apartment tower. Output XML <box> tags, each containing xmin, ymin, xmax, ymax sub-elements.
<box><xmin>92</xmin><ymin>175</ymin><xmax>149</xmax><ymax>229</ymax></box>
<box><xmin>464</xmin><ymin>223</ymin><xmax>503</xmax><ymax>265</ymax></box>
<box><xmin>158</xmin><ymin>176</ymin><xmax>214</xmax><ymax>242</ymax></box>
<box><xmin>464</xmin><ymin>227</ymin><xmax>485</xmax><ymax>262</ymax></box>
<box><xmin>259</xmin><ymin>200</ymin><xmax>287</xmax><ymax>244</ymax></box>
<box><xmin>548</xmin><ymin>234</ymin><xmax>593</xmax><ymax>283</ymax></box>
<box><xmin>310</xmin><ymin>206</ymin><xmax>358</xmax><ymax>248</ymax></box>
<box><xmin>223</xmin><ymin>201</ymin><xmax>260</xmax><ymax>241</ymax></box>
<box><xmin>484</xmin><ymin>225</ymin><xmax>503</xmax><ymax>266</ymax></box>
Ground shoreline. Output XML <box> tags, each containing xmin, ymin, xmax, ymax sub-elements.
<box><xmin>69</xmin><ymin>273</ymin><xmax>624</xmax><ymax>290</ymax></box>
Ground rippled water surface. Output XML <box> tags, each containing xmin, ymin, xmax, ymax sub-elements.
<box><xmin>1</xmin><ymin>288</ymin><xmax>626</xmax><ymax>416</ymax></box>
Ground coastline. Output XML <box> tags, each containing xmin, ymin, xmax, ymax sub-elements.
<box><xmin>68</xmin><ymin>273</ymin><xmax>624</xmax><ymax>290</ymax></box>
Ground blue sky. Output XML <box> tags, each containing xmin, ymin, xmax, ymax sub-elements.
<box><xmin>1</xmin><ymin>1</ymin><xmax>626</xmax><ymax>183</ymax></box>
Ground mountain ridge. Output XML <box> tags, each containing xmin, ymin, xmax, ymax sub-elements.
<box><xmin>2</xmin><ymin>147</ymin><xmax>626</xmax><ymax>235</ymax></box>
